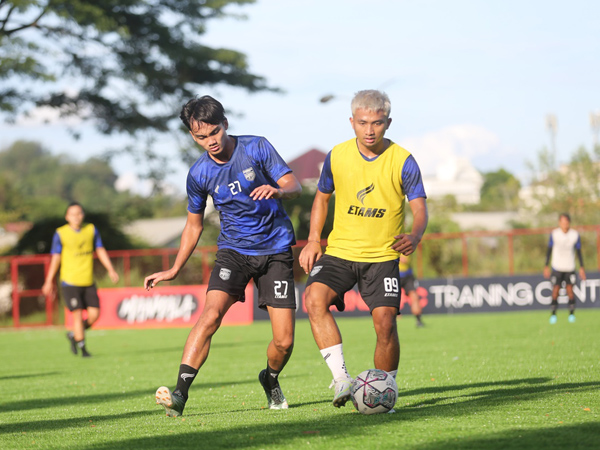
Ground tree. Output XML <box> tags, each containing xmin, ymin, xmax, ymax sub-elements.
<box><xmin>526</xmin><ymin>145</ymin><xmax>600</xmax><ymax>225</ymax></box>
<box><xmin>479</xmin><ymin>168</ymin><xmax>521</xmax><ymax>211</ymax></box>
<box><xmin>10</xmin><ymin>212</ymin><xmax>137</xmax><ymax>255</ymax></box>
<box><xmin>0</xmin><ymin>0</ymin><xmax>275</xmax><ymax>184</ymax></box>
<box><xmin>0</xmin><ymin>140</ymin><xmax>187</xmax><ymax>223</ymax></box>
<box><xmin>281</xmin><ymin>190</ymin><xmax>335</xmax><ymax>242</ymax></box>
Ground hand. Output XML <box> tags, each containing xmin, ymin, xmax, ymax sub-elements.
<box><xmin>144</xmin><ymin>269</ymin><xmax>177</xmax><ymax>290</ymax></box>
<box><xmin>579</xmin><ymin>267</ymin><xmax>586</xmax><ymax>281</ymax></box>
<box><xmin>392</xmin><ymin>233</ymin><xmax>420</xmax><ymax>255</ymax></box>
<box><xmin>109</xmin><ymin>269</ymin><xmax>120</xmax><ymax>284</ymax></box>
<box><xmin>299</xmin><ymin>241</ymin><xmax>323</xmax><ymax>274</ymax></box>
<box><xmin>543</xmin><ymin>266</ymin><xmax>551</xmax><ymax>279</ymax></box>
<box><xmin>41</xmin><ymin>281</ymin><xmax>54</xmax><ymax>297</ymax></box>
<box><xmin>250</xmin><ymin>184</ymin><xmax>281</xmax><ymax>201</ymax></box>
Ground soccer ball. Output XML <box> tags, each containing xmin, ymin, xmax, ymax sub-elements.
<box><xmin>351</xmin><ymin>369</ymin><xmax>398</xmax><ymax>414</ymax></box>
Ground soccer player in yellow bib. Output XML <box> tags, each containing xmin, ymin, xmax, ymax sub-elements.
<box><xmin>399</xmin><ymin>253</ymin><xmax>425</xmax><ymax>327</ymax></box>
<box><xmin>42</xmin><ymin>202</ymin><xmax>119</xmax><ymax>357</ymax></box>
<box><xmin>299</xmin><ymin>90</ymin><xmax>428</xmax><ymax>408</ymax></box>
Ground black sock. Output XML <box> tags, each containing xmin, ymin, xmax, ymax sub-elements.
<box><xmin>175</xmin><ymin>364</ymin><xmax>198</xmax><ymax>400</ymax></box>
<box><xmin>84</xmin><ymin>320</ymin><xmax>92</xmax><ymax>330</ymax></box>
<box><xmin>266</xmin><ymin>363</ymin><xmax>281</xmax><ymax>389</ymax></box>
<box><xmin>551</xmin><ymin>299</ymin><xmax>558</xmax><ymax>315</ymax></box>
<box><xmin>569</xmin><ymin>300</ymin><xmax>575</xmax><ymax>315</ymax></box>
<box><xmin>415</xmin><ymin>314</ymin><xmax>422</xmax><ymax>323</ymax></box>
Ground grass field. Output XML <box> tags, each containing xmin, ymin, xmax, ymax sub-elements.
<box><xmin>1</xmin><ymin>310</ymin><xmax>599</xmax><ymax>449</ymax></box>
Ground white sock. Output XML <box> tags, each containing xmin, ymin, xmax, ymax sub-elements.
<box><xmin>387</xmin><ymin>370</ymin><xmax>398</xmax><ymax>379</ymax></box>
<box><xmin>320</xmin><ymin>343</ymin><xmax>350</xmax><ymax>380</ymax></box>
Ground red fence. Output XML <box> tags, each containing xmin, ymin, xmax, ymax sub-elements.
<box><xmin>2</xmin><ymin>225</ymin><xmax>599</xmax><ymax>328</ymax></box>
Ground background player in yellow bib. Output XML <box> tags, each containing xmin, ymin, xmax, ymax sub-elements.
<box><xmin>299</xmin><ymin>90</ymin><xmax>428</xmax><ymax>408</ymax></box>
<box><xmin>399</xmin><ymin>253</ymin><xmax>425</xmax><ymax>328</ymax></box>
<box><xmin>42</xmin><ymin>202</ymin><xmax>120</xmax><ymax>357</ymax></box>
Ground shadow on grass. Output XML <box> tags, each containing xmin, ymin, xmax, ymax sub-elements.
<box><xmin>400</xmin><ymin>378</ymin><xmax>600</xmax><ymax>412</ymax></box>
<box><xmin>0</xmin><ymin>410</ymin><xmax>155</xmax><ymax>435</ymax></box>
<box><xmin>75</xmin><ymin>411</ymin><xmax>600</xmax><ymax>450</ymax></box>
<box><xmin>68</xmin><ymin>377</ymin><xmax>599</xmax><ymax>450</ymax></box>
<box><xmin>414</xmin><ymin>422</ymin><xmax>599</xmax><ymax>450</ymax></box>
<box><xmin>0</xmin><ymin>372</ymin><xmax>62</xmax><ymax>381</ymax></box>
<box><xmin>110</xmin><ymin>339</ymin><xmax>267</xmax><ymax>357</ymax></box>
<box><xmin>0</xmin><ymin>375</ymin><xmax>261</xmax><ymax>415</ymax></box>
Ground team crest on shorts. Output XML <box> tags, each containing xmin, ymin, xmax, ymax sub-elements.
<box><xmin>70</xmin><ymin>298</ymin><xmax>78</xmax><ymax>308</ymax></box>
<box><xmin>243</xmin><ymin>168</ymin><xmax>256</xmax><ymax>181</ymax></box>
<box><xmin>310</xmin><ymin>266</ymin><xmax>322</xmax><ymax>277</ymax></box>
<box><xmin>219</xmin><ymin>268</ymin><xmax>231</xmax><ymax>281</ymax></box>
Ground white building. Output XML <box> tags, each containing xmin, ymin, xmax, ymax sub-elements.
<box><xmin>422</xmin><ymin>156</ymin><xmax>484</xmax><ymax>204</ymax></box>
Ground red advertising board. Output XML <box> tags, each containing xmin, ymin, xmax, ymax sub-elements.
<box><xmin>65</xmin><ymin>285</ymin><xmax>254</xmax><ymax>329</ymax></box>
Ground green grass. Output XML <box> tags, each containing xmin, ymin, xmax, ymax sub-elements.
<box><xmin>1</xmin><ymin>311</ymin><xmax>599</xmax><ymax>449</ymax></box>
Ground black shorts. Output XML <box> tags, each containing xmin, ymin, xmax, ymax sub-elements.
<box><xmin>61</xmin><ymin>284</ymin><xmax>100</xmax><ymax>311</ymax></box>
<box><xmin>400</xmin><ymin>273</ymin><xmax>418</xmax><ymax>293</ymax></box>
<box><xmin>306</xmin><ymin>254</ymin><xmax>400</xmax><ymax>313</ymax></box>
<box><xmin>550</xmin><ymin>270</ymin><xmax>577</xmax><ymax>288</ymax></box>
<box><xmin>207</xmin><ymin>248</ymin><xmax>296</xmax><ymax>310</ymax></box>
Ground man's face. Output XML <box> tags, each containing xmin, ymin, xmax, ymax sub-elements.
<box><xmin>189</xmin><ymin>118</ymin><xmax>230</xmax><ymax>158</ymax></box>
<box><xmin>350</xmin><ymin>108</ymin><xmax>391</xmax><ymax>152</ymax></box>
<box><xmin>65</xmin><ymin>205</ymin><xmax>84</xmax><ymax>229</ymax></box>
<box><xmin>559</xmin><ymin>216</ymin><xmax>570</xmax><ymax>232</ymax></box>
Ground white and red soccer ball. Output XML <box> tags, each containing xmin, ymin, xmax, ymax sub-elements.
<box><xmin>351</xmin><ymin>369</ymin><xmax>398</xmax><ymax>414</ymax></box>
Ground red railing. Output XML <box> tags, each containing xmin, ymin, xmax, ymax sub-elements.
<box><xmin>416</xmin><ymin>225</ymin><xmax>600</xmax><ymax>278</ymax></box>
<box><xmin>2</xmin><ymin>225</ymin><xmax>599</xmax><ymax>328</ymax></box>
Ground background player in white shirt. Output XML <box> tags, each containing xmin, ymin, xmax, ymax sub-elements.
<box><xmin>543</xmin><ymin>213</ymin><xmax>586</xmax><ymax>324</ymax></box>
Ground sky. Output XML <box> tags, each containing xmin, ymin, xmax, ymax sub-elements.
<box><xmin>1</xmin><ymin>0</ymin><xmax>599</xmax><ymax>195</ymax></box>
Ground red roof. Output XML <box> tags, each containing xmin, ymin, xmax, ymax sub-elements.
<box><xmin>287</xmin><ymin>148</ymin><xmax>327</xmax><ymax>184</ymax></box>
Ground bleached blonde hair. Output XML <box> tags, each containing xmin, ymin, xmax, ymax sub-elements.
<box><xmin>351</xmin><ymin>90</ymin><xmax>391</xmax><ymax>117</ymax></box>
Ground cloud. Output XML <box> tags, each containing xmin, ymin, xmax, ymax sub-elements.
<box><xmin>13</xmin><ymin>105</ymin><xmax>85</xmax><ymax>127</ymax></box>
<box><xmin>402</xmin><ymin>124</ymin><xmax>503</xmax><ymax>174</ymax></box>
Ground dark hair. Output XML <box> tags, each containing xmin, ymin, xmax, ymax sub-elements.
<box><xmin>65</xmin><ymin>201</ymin><xmax>85</xmax><ymax>215</ymax></box>
<box><xmin>180</xmin><ymin>95</ymin><xmax>226</xmax><ymax>130</ymax></box>
<box><xmin>559</xmin><ymin>212</ymin><xmax>571</xmax><ymax>222</ymax></box>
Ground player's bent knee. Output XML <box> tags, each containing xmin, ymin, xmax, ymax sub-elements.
<box><xmin>197</xmin><ymin>309</ymin><xmax>225</xmax><ymax>333</ymax></box>
<box><xmin>305</xmin><ymin>286</ymin><xmax>335</xmax><ymax>316</ymax></box>
<box><xmin>273</xmin><ymin>337</ymin><xmax>294</xmax><ymax>354</ymax></box>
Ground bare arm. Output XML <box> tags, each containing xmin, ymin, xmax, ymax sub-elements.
<box><xmin>96</xmin><ymin>247</ymin><xmax>120</xmax><ymax>284</ymax></box>
<box><xmin>299</xmin><ymin>190</ymin><xmax>332</xmax><ymax>274</ymax></box>
<box><xmin>41</xmin><ymin>253</ymin><xmax>62</xmax><ymax>296</ymax></box>
<box><xmin>392</xmin><ymin>197</ymin><xmax>428</xmax><ymax>255</ymax></box>
<box><xmin>144</xmin><ymin>211</ymin><xmax>204</xmax><ymax>290</ymax></box>
<box><xmin>250</xmin><ymin>172</ymin><xmax>302</xmax><ymax>201</ymax></box>
<box><xmin>576</xmin><ymin>247</ymin><xmax>586</xmax><ymax>281</ymax></box>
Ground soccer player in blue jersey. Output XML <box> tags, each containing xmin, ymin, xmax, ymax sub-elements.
<box><xmin>299</xmin><ymin>90</ymin><xmax>428</xmax><ymax>408</ymax></box>
<box><xmin>144</xmin><ymin>95</ymin><xmax>302</xmax><ymax>417</ymax></box>
<box><xmin>544</xmin><ymin>213</ymin><xmax>586</xmax><ymax>324</ymax></box>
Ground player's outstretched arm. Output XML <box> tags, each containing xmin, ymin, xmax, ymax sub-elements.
<box><xmin>250</xmin><ymin>172</ymin><xmax>302</xmax><ymax>201</ymax></box>
<box><xmin>144</xmin><ymin>211</ymin><xmax>204</xmax><ymax>290</ymax></box>
<box><xmin>96</xmin><ymin>247</ymin><xmax>120</xmax><ymax>284</ymax></box>
<box><xmin>392</xmin><ymin>197</ymin><xmax>428</xmax><ymax>255</ymax></box>
<box><xmin>299</xmin><ymin>190</ymin><xmax>331</xmax><ymax>274</ymax></box>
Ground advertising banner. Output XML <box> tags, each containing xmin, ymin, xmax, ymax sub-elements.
<box><xmin>253</xmin><ymin>272</ymin><xmax>600</xmax><ymax>320</ymax></box>
<box><xmin>65</xmin><ymin>284</ymin><xmax>254</xmax><ymax>329</ymax></box>
<box><xmin>420</xmin><ymin>272</ymin><xmax>600</xmax><ymax>314</ymax></box>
